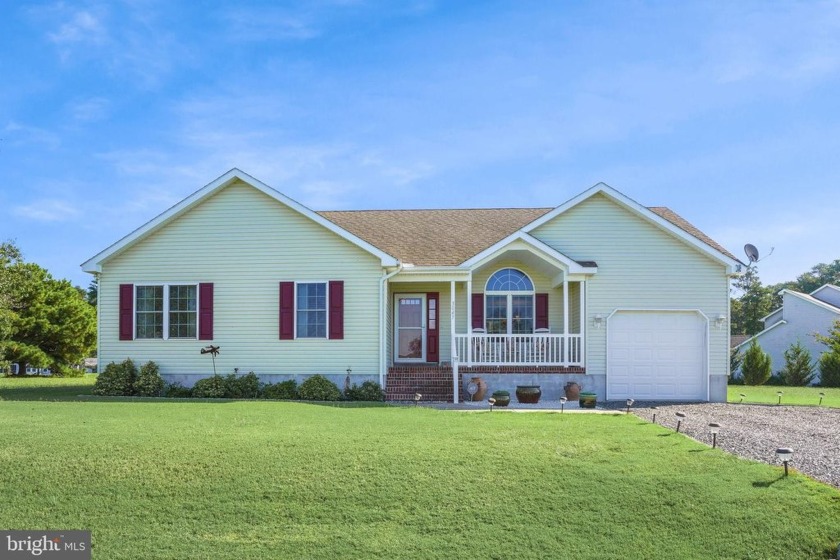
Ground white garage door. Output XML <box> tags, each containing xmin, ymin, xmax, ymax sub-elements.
<box><xmin>607</xmin><ymin>311</ymin><xmax>706</xmax><ymax>401</ymax></box>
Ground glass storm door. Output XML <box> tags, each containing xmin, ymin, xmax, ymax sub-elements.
<box><xmin>395</xmin><ymin>294</ymin><xmax>426</xmax><ymax>362</ymax></box>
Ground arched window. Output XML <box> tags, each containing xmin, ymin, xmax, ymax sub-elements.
<box><xmin>485</xmin><ymin>268</ymin><xmax>534</xmax><ymax>334</ymax></box>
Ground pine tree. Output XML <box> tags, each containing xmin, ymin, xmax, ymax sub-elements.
<box><xmin>741</xmin><ymin>339</ymin><xmax>771</xmax><ymax>385</ymax></box>
<box><xmin>779</xmin><ymin>341</ymin><xmax>815</xmax><ymax>386</ymax></box>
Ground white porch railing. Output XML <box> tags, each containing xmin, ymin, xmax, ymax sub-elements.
<box><xmin>454</xmin><ymin>333</ymin><xmax>583</xmax><ymax>367</ymax></box>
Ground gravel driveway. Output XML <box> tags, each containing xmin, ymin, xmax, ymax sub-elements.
<box><xmin>603</xmin><ymin>402</ymin><xmax>840</xmax><ymax>488</ymax></box>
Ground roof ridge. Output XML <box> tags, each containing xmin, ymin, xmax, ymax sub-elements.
<box><xmin>318</xmin><ymin>207</ymin><xmax>555</xmax><ymax>213</ymax></box>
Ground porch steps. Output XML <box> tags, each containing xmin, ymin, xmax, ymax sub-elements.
<box><xmin>386</xmin><ymin>367</ymin><xmax>454</xmax><ymax>402</ymax></box>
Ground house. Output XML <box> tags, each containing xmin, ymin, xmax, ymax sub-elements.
<box><xmin>735</xmin><ymin>284</ymin><xmax>840</xmax><ymax>383</ymax></box>
<box><xmin>81</xmin><ymin>169</ymin><xmax>741</xmax><ymax>402</ymax></box>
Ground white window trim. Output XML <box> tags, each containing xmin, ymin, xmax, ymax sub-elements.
<box><xmin>294</xmin><ymin>281</ymin><xmax>330</xmax><ymax>340</ymax></box>
<box><xmin>134</xmin><ymin>283</ymin><xmax>200</xmax><ymax>341</ymax></box>
<box><xmin>485</xmin><ymin>268</ymin><xmax>536</xmax><ymax>335</ymax></box>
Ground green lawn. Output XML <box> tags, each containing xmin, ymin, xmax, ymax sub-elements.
<box><xmin>1</xmin><ymin>377</ymin><xmax>839</xmax><ymax>559</ymax></box>
<box><xmin>728</xmin><ymin>384</ymin><xmax>840</xmax><ymax>407</ymax></box>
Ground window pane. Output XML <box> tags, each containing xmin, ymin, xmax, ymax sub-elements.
<box><xmin>169</xmin><ymin>285</ymin><xmax>197</xmax><ymax>338</ymax></box>
<box><xmin>486</xmin><ymin>295</ymin><xmax>507</xmax><ymax>334</ymax></box>
<box><xmin>297</xmin><ymin>283</ymin><xmax>327</xmax><ymax>338</ymax></box>
<box><xmin>486</xmin><ymin>268</ymin><xmax>533</xmax><ymax>292</ymax></box>
<box><xmin>136</xmin><ymin>286</ymin><xmax>163</xmax><ymax>339</ymax></box>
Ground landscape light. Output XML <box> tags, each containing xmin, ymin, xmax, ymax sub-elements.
<box><xmin>675</xmin><ymin>412</ymin><xmax>686</xmax><ymax>433</ymax></box>
<box><xmin>777</xmin><ymin>391</ymin><xmax>783</xmax><ymax>405</ymax></box>
<box><xmin>739</xmin><ymin>393</ymin><xmax>746</xmax><ymax>404</ymax></box>
<box><xmin>650</xmin><ymin>406</ymin><xmax>658</xmax><ymax>424</ymax></box>
<box><xmin>776</xmin><ymin>448</ymin><xmax>794</xmax><ymax>476</ymax></box>
<box><xmin>488</xmin><ymin>398</ymin><xmax>496</xmax><ymax>411</ymax></box>
<box><xmin>559</xmin><ymin>396</ymin><xmax>567</xmax><ymax>413</ymax></box>
<box><xmin>625</xmin><ymin>398</ymin><xmax>635</xmax><ymax>414</ymax></box>
<box><xmin>819</xmin><ymin>392</ymin><xmax>825</xmax><ymax>406</ymax></box>
<box><xmin>414</xmin><ymin>393</ymin><xmax>422</xmax><ymax>407</ymax></box>
<box><xmin>708</xmin><ymin>423</ymin><xmax>721</xmax><ymax>449</ymax></box>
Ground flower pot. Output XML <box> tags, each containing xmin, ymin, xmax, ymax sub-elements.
<box><xmin>491</xmin><ymin>391</ymin><xmax>510</xmax><ymax>407</ymax></box>
<box><xmin>468</xmin><ymin>376</ymin><xmax>488</xmax><ymax>401</ymax></box>
<box><xmin>564</xmin><ymin>381</ymin><xmax>581</xmax><ymax>400</ymax></box>
<box><xmin>515</xmin><ymin>385</ymin><xmax>542</xmax><ymax>404</ymax></box>
<box><xmin>579</xmin><ymin>392</ymin><xmax>597</xmax><ymax>409</ymax></box>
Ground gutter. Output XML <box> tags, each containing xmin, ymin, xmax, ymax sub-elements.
<box><xmin>379</xmin><ymin>263</ymin><xmax>403</xmax><ymax>387</ymax></box>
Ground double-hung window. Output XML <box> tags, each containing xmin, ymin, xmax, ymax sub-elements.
<box><xmin>485</xmin><ymin>268</ymin><xmax>534</xmax><ymax>334</ymax></box>
<box><xmin>296</xmin><ymin>282</ymin><xmax>327</xmax><ymax>338</ymax></box>
<box><xmin>135</xmin><ymin>284</ymin><xmax>197</xmax><ymax>339</ymax></box>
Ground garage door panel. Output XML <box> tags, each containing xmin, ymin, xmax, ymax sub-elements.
<box><xmin>607</xmin><ymin>311</ymin><xmax>706</xmax><ymax>401</ymax></box>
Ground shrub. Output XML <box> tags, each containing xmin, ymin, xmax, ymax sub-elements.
<box><xmin>345</xmin><ymin>380</ymin><xmax>384</xmax><ymax>401</ymax></box>
<box><xmin>819</xmin><ymin>352</ymin><xmax>840</xmax><ymax>387</ymax></box>
<box><xmin>779</xmin><ymin>341</ymin><xmax>816</xmax><ymax>386</ymax></box>
<box><xmin>192</xmin><ymin>374</ymin><xmax>228</xmax><ymax>398</ymax></box>
<box><xmin>741</xmin><ymin>340</ymin><xmax>771</xmax><ymax>386</ymax></box>
<box><xmin>298</xmin><ymin>375</ymin><xmax>342</xmax><ymax>401</ymax></box>
<box><xmin>163</xmin><ymin>382</ymin><xmax>192</xmax><ymax>398</ymax></box>
<box><xmin>93</xmin><ymin>359</ymin><xmax>138</xmax><ymax>396</ymax></box>
<box><xmin>135</xmin><ymin>361</ymin><xmax>165</xmax><ymax>396</ymax></box>
<box><xmin>225</xmin><ymin>371</ymin><xmax>262</xmax><ymax>399</ymax></box>
<box><xmin>262</xmin><ymin>380</ymin><xmax>299</xmax><ymax>400</ymax></box>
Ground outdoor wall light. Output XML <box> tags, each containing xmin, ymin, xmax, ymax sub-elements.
<box><xmin>777</xmin><ymin>391</ymin><xmax>783</xmax><ymax>405</ymax></box>
<box><xmin>708</xmin><ymin>423</ymin><xmax>721</xmax><ymax>448</ymax></box>
<box><xmin>714</xmin><ymin>314</ymin><xmax>726</xmax><ymax>329</ymax></box>
<box><xmin>559</xmin><ymin>396</ymin><xmax>567</xmax><ymax>413</ymax></box>
<box><xmin>739</xmin><ymin>393</ymin><xmax>746</xmax><ymax>404</ymax></box>
<box><xmin>414</xmin><ymin>393</ymin><xmax>422</xmax><ymax>406</ymax></box>
<box><xmin>651</xmin><ymin>406</ymin><xmax>658</xmax><ymax>424</ymax></box>
<box><xmin>593</xmin><ymin>314</ymin><xmax>605</xmax><ymax>329</ymax></box>
<box><xmin>675</xmin><ymin>411</ymin><xmax>686</xmax><ymax>433</ymax></box>
<box><xmin>625</xmin><ymin>398</ymin><xmax>635</xmax><ymax>414</ymax></box>
<box><xmin>819</xmin><ymin>392</ymin><xmax>825</xmax><ymax>406</ymax></box>
<box><xmin>488</xmin><ymin>397</ymin><xmax>496</xmax><ymax>411</ymax></box>
<box><xmin>776</xmin><ymin>447</ymin><xmax>794</xmax><ymax>476</ymax></box>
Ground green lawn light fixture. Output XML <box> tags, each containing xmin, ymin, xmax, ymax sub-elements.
<box><xmin>488</xmin><ymin>397</ymin><xmax>496</xmax><ymax>411</ymax></box>
<box><xmin>559</xmin><ymin>396</ymin><xmax>567</xmax><ymax>413</ymax></box>
<box><xmin>414</xmin><ymin>393</ymin><xmax>422</xmax><ymax>407</ymax></box>
<box><xmin>708</xmin><ymin>423</ymin><xmax>721</xmax><ymax>449</ymax></box>
<box><xmin>651</xmin><ymin>406</ymin><xmax>658</xmax><ymax>424</ymax></box>
<box><xmin>777</xmin><ymin>391</ymin><xmax>783</xmax><ymax>405</ymax></box>
<box><xmin>819</xmin><ymin>392</ymin><xmax>825</xmax><ymax>406</ymax></box>
<box><xmin>675</xmin><ymin>411</ymin><xmax>686</xmax><ymax>433</ymax></box>
<box><xmin>739</xmin><ymin>393</ymin><xmax>746</xmax><ymax>404</ymax></box>
<box><xmin>776</xmin><ymin>448</ymin><xmax>794</xmax><ymax>476</ymax></box>
<box><xmin>625</xmin><ymin>398</ymin><xmax>635</xmax><ymax>414</ymax></box>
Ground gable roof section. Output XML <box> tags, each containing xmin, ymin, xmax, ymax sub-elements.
<box><xmin>782</xmin><ymin>289</ymin><xmax>840</xmax><ymax>314</ymax></box>
<box><xmin>318</xmin><ymin>208</ymin><xmax>552</xmax><ymax>266</ymax></box>
<box><xmin>460</xmin><ymin>231</ymin><xmax>598</xmax><ymax>274</ymax></box>
<box><xmin>81</xmin><ymin>169</ymin><xmax>399</xmax><ymax>272</ymax></box>
<box><xmin>522</xmin><ymin>183</ymin><xmax>741</xmax><ymax>268</ymax></box>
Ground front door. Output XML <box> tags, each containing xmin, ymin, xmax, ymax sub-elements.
<box><xmin>394</xmin><ymin>294</ymin><xmax>426</xmax><ymax>362</ymax></box>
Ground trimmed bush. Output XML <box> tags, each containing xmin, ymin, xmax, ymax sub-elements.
<box><xmin>163</xmin><ymin>382</ymin><xmax>192</xmax><ymax>399</ymax></box>
<box><xmin>225</xmin><ymin>372</ymin><xmax>262</xmax><ymax>399</ymax></box>
<box><xmin>135</xmin><ymin>361</ymin><xmax>165</xmax><ymax>397</ymax></box>
<box><xmin>344</xmin><ymin>380</ymin><xmax>384</xmax><ymax>401</ymax></box>
<box><xmin>93</xmin><ymin>359</ymin><xmax>138</xmax><ymax>396</ymax></box>
<box><xmin>779</xmin><ymin>341</ymin><xmax>816</xmax><ymax>386</ymax></box>
<box><xmin>298</xmin><ymin>375</ymin><xmax>342</xmax><ymax>401</ymax></box>
<box><xmin>741</xmin><ymin>340</ymin><xmax>771</xmax><ymax>386</ymax></box>
<box><xmin>262</xmin><ymin>380</ymin><xmax>299</xmax><ymax>400</ymax></box>
<box><xmin>819</xmin><ymin>352</ymin><xmax>840</xmax><ymax>388</ymax></box>
<box><xmin>192</xmin><ymin>374</ymin><xmax>228</xmax><ymax>398</ymax></box>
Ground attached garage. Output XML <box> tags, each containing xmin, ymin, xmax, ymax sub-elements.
<box><xmin>607</xmin><ymin>310</ymin><xmax>707</xmax><ymax>401</ymax></box>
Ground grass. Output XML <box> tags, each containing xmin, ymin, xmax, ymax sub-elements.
<box><xmin>728</xmin><ymin>384</ymin><xmax>840</xmax><ymax>407</ymax></box>
<box><xmin>1</xmin><ymin>377</ymin><xmax>839</xmax><ymax>559</ymax></box>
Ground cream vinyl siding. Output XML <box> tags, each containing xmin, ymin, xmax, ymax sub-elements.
<box><xmin>531</xmin><ymin>193</ymin><xmax>729</xmax><ymax>378</ymax></box>
<box><xmin>99</xmin><ymin>181</ymin><xmax>382</xmax><ymax>377</ymax></box>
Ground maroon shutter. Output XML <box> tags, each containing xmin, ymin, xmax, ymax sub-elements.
<box><xmin>198</xmin><ymin>283</ymin><xmax>214</xmax><ymax>340</ymax></box>
<box><xmin>535</xmin><ymin>293</ymin><xmax>549</xmax><ymax>330</ymax></box>
<box><xmin>279</xmin><ymin>282</ymin><xmax>295</xmax><ymax>340</ymax></box>
<box><xmin>119</xmin><ymin>284</ymin><xmax>134</xmax><ymax>340</ymax></box>
<box><xmin>426</xmin><ymin>292</ymin><xmax>439</xmax><ymax>362</ymax></box>
<box><xmin>471</xmin><ymin>293</ymin><xmax>484</xmax><ymax>330</ymax></box>
<box><xmin>328</xmin><ymin>281</ymin><xmax>344</xmax><ymax>340</ymax></box>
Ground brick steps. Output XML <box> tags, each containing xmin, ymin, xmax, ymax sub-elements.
<box><xmin>386</xmin><ymin>367</ymin><xmax>454</xmax><ymax>402</ymax></box>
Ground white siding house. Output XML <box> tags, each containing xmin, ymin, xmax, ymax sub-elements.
<box><xmin>736</xmin><ymin>285</ymin><xmax>840</xmax><ymax>383</ymax></box>
<box><xmin>83</xmin><ymin>169</ymin><xmax>741</xmax><ymax>401</ymax></box>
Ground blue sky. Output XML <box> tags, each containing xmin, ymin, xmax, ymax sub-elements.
<box><xmin>2</xmin><ymin>1</ymin><xmax>839</xmax><ymax>289</ymax></box>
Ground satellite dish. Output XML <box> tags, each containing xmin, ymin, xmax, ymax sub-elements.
<box><xmin>744</xmin><ymin>244</ymin><xmax>759</xmax><ymax>263</ymax></box>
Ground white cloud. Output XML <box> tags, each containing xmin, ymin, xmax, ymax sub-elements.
<box><xmin>3</xmin><ymin>121</ymin><xmax>61</xmax><ymax>149</ymax></box>
<box><xmin>68</xmin><ymin>97</ymin><xmax>110</xmax><ymax>122</ymax></box>
<box><xmin>47</xmin><ymin>9</ymin><xmax>106</xmax><ymax>45</ymax></box>
<box><xmin>13</xmin><ymin>199</ymin><xmax>81</xmax><ymax>222</ymax></box>
<box><xmin>218</xmin><ymin>7</ymin><xmax>320</xmax><ymax>41</ymax></box>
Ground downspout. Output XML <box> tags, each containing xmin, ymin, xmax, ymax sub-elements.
<box><xmin>95</xmin><ymin>272</ymin><xmax>101</xmax><ymax>374</ymax></box>
<box><xmin>379</xmin><ymin>263</ymin><xmax>403</xmax><ymax>387</ymax></box>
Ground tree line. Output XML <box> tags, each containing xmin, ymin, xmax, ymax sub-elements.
<box><xmin>0</xmin><ymin>241</ymin><xmax>96</xmax><ymax>376</ymax></box>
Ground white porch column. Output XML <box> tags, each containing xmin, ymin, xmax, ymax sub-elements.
<box><xmin>451</xmin><ymin>280</ymin><xmax>458</xmax><ymax>403</ymax></box>
<box><xmin>579</xmin><ymin>280</ymin><xmax>585</xmax><ymax>366</ymax></box>
<box><xmin>563</xmin><ymin>278</ymin><xmax>569</xmax><ymax>365</ymax></box>
<box><xmin>466</xmin><ymin>276</ymin><xmax>472</xmax><ymax>366</ymax></box>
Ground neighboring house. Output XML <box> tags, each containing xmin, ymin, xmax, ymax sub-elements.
<box><xmin>82</xmin><ymin>169</ymin><xmax>741</xmax><ymax>402</ymax></box>
<box><xmin>735</xmin><ymin>284</ymin><xmax>840</xmax><ymax>383</ymax></box>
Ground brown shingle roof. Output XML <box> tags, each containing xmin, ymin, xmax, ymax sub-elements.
<box><xmin>318</xmin><ymin>208</ymin><xmax>553</xmax><ymax>266</ymax></box>
<box><xmin>318</xmin><ymin>205</ymin><xmax>737</xmax><ymax>265</ymax></box>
